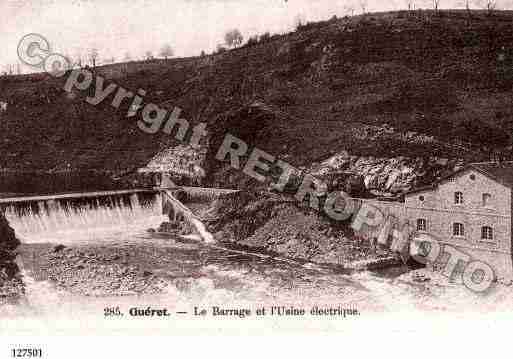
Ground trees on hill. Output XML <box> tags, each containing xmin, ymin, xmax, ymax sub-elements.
<box><xmin>405</xmin><ymin>0</ymin><xmax>416</xmax><ymax>11</ymax></box>
<box><xmin>432</xmin><ymin>0</ymin><xmax>441</xmax><ymax>12</ymax></box>
<box><xmin>89</xmin><ymin>48</ymin><xmax>99</xmax><ymax>68</ymax></box>
<box><xmin>74</xmin><ymin>53</ymin><xmax>83</xmax><ymax>68</ymax></box>
<box><xmin>344</xmin><ymin>3</ymin><xmax>355</xmax><ymax>16</ymax></box>
<box><xmin>479</xmin><ymin>0</ymin><xmax>498</xmax><ymax>14</ymax></box>
<box><xmin>215</xmin><ymin>44</ymin><xmax>227</xmax><ymax>54</ymax></box>
<box><xmin>160</xmin><ymin>44</ymin><xmax>174</xmax><ymax>59</ymax></box>
<box><xmin>457</xmin><ymin>0</ymin><xmax>499</xmax><ymax>17</ymax></box>
<box><xmin>359</xmin><ymin>0</ymin><xmax>368</xmax><ymax>14</ymax></box>
<box><xmin>459</xmin><ymin>0</ymin><xmax>473</xmax><ymax>17</ymax></box>
<box><xmin>294</xmin><ymin>14</ymin><xmax>306</xmax><ymax>29</ymax></box>
<box><xmin>224</xmin><ymin>29</ymin><xmax>243</xmax><ymax>48</ymax></box>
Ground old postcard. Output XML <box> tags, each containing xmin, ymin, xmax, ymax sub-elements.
<box><xmin>1</xmin><ymin>0</ymin><xmax>513</xmax><ymax>355</ymax></box>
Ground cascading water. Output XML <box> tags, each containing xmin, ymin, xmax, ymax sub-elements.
<box><xmin>2</xmin><ymin>191</ymin><xmax>166</xmax><ymax>244</ymax></box>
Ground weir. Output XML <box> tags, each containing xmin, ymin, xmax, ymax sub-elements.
<box><xmin>0</xmin><ymin>189</ymin><xmax>165</xmax><ymax>243</ymax></box>
<box><xmin>0</xmin><ymin>185</ymin><xmax>235</xmax><ymax>244</ymax></box>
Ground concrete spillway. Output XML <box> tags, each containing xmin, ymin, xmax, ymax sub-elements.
<box><xmin>0</xmin><ymin>189</ymin><xmax>164</xmax><ymax>243</ymax></box>
<box><xmin>161</xmin><ymin>189</ymin><xmax>215</xmax><ymax>243</ymax></box>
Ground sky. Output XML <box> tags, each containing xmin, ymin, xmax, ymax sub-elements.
<box><xmin>0</xmin><ymin>0</ymin><xmax>510</xmax><ymax>73</ymax></box>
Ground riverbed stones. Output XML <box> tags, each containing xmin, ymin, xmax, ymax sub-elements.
<box><xmin>43</xmin><ymin>246</ymin><xmax>168</xmax><ymax>296</ymax></box>
<box><xmin>52</xmin><ymin>244</ymin><xmax>66</xmax><ymax>252</ymax></box>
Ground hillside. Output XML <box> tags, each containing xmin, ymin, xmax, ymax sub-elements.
<box><xmin>1</xmin><ymin>10</ymin><xmax>513</xmax><ymax>192</ymax></box>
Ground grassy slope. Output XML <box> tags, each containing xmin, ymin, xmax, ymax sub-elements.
<box><xmin>1</xmin><ymin>10</ymin><xmax>513</xmax><ymax>184</ymax></box>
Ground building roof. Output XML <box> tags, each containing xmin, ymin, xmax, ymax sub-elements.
<box><xmin>472</xmin><ymin>162</ymin><xmax>513</xmax><ymax>188</ymax></box>
<box><xmin>406</xmin><ymin>161</ymin><xmax>513</xmax><ymax>195</ymax></box>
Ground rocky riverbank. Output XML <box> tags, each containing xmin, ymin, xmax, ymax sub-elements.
<box><xmin>201</xmin><ymin>191</ymin><xmax>398</xmax><ymax>269</ymax></box>
<box><xmin>30</xmin><ymin>244</ymin><xmax>170</xmax><ymax>297</ymax></box>
<box><xmin>18</xmin><ymin>236</ymin><xmax>362</xmax><ymax>300</ymax></box>
<box><xmin>0</xmin><ymin>214</ymin><xmax>23</xmax><ymax>305</ymax></box>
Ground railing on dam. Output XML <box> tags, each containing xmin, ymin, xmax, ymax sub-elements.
<box><xmin>0</xmin><ymin>188</ymin><xmax>159</xmax><ymax>204</ymax></box>
<box><xmin>0</xmin><ymin>185</ymin><xmax>239</xmax><ymax>205</ymax></box>
<box><xmin>177</xmin><ymin>186</ymin><xmax>240</xmax><ymax>202</ymax></box>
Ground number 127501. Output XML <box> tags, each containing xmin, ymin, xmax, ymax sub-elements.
<box><xmin>11</xmin><ymin>348</ymin><xmax>42</xmax><ymax>358</ymax></box>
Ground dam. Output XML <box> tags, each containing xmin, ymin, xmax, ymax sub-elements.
<box><xmin>0</xmin><ymin>185</ymin><xmax>240</xmax><ymax>244</ymax></box>
<box><xmin>0</xmin><ymin>189</ymin><xmax>166</xmax><ymax>243</ymax></box>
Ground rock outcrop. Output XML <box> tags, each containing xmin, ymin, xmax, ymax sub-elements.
<box><xmin>0</xmin><ymin>213</ymin><xmax>22</xmax><ymax>303</ymax></box>
<box><xmin>206</xmin><ymin>191</ymin><xmax>392</xmax><ymax>266</ymax></box>
<box><xmin>311</xmin><ymin>149</ymin><xmax>462</xmax><ymax>197</ymax></box>
<box><xmin>0</xmin><ymin>214</ymin><xmax>19</xmax><ymax>277</ymax></box>
<box><xmin>140</xmin><ymin>144</ymin><xmax>207</xmax><ymax>186</ymax></box>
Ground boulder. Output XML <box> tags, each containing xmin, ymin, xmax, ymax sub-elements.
<box><xmin>344</xmin><ymin>174</ymin><xmax>366</xmax><ymax>197</ymax></box>
<box><xmin>0</xmin><ymin>214</ymin><xmax>19</xmax><ymax>276</ymax></box>
<box><xmin>0</xmin><ymin>213</ymin><xmax>21</xmax><ymax>302</ymax></box>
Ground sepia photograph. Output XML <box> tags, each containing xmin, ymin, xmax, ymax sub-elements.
<box><xmin>2</xmin><ymin>0</ymin><xmax>513</xmax><ymax>354</ymax></box>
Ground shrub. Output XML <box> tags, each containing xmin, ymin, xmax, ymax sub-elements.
<box><xmin>225</xmin><ymin>29</ymin><xmax>244</xmax><ymax>48</ymax></box>
<box><xmin>259</xmin><ymin>32</ymin><xmax>271</xmax><ymax>43</ymax></box>
<box><xmin>246</xmin><ymin>35</ymin><xmax>259</xmax><ymax>47</ymax></box>
<box><xmin>215</xmin><ymin>45</ymin><xmax>227</xmax><ymax>54</ymax></box>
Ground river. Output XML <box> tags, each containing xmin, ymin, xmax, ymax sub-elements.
<box><xmin>0</xmin><ymin>191</ymin><xmax>509</xmax><ymax>334</ymax></box>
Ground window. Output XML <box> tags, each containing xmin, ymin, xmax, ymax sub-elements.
<box><xmin>417</xmin><ymin>219</ymin><xmax>427</xmax><ymax>232</ymax></box>
<box><xmin>482</xmin><ymin>193</ymin><xmax>492</xmax><ymax>207</ymax></box>
<box><xmin>453</xmin><ymin>223</ymin><xmax>465</xmax><ymax>236</ymax></box>
<box><xmin>454</xmin><ymin>192</ymin><xmax>463</xmax><ymax>205</ymax></box>
<box><xmin>481</xmin><ymin>226</ymin><xmax>493</xmax><ymax>241</ymax></box>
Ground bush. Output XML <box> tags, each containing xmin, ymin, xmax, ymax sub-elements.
<box><xmin>215</xmin><ymin>45</ymin><xmax>227</xmax><ymax>54</ymax></box>
<box><xmin>259</xmin><ymin>32</ymin><xmax>271</xmax><ymax>43</ymax></box>
<box><xmin>296</xmin><ymin>21</ymin><xmax>327</xmax><ymax>32</ymax></box>
<box><xmin>460</xmin><ymin>119</ymin><xmax>510</xmax><ymax>147</ymax></box>
<box><xmin>246</xmin><ymin>35</ymin><xmax>259</xmax><ymax>47</ymax></box>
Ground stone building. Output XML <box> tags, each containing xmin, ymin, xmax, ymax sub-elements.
<box><xmin>404</xmin><ymin>162</ymin><xmax>513</xmax><ymax>282</ymax></box>
<box><xmin>360</xmin><ymin>161</ymin><xmax>513</xmax><ymax>282</ymax></box>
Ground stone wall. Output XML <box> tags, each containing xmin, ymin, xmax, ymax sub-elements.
<box><xmin>353</xmin><ymin>199</ymin><xmax>406</xmax><ymax>240</ymax></box>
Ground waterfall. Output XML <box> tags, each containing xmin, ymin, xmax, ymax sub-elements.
<box><xmin>2</xmin><ymin>191</ymin><xmax>166</xmax><ymax>243</ymax></box>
